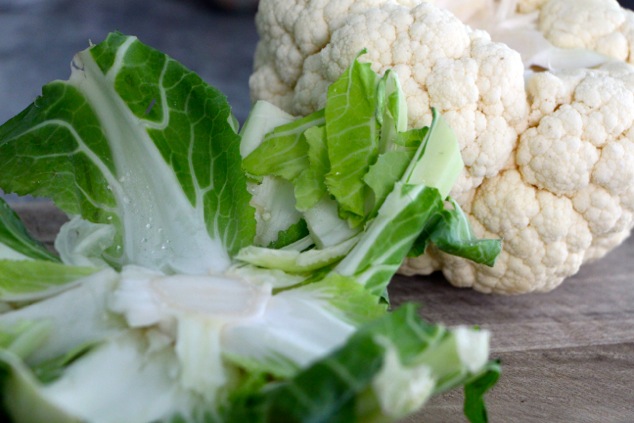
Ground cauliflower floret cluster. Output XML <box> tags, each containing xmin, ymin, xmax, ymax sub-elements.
<box><xmin>249</xmin><ymin>0</ymin><xmax>634</xmax><ymax>294</ymax></box>
<box><xmin>539</xmin><ymin>0</ymin><xmax>634</xmax><ymax>63</ymax></box>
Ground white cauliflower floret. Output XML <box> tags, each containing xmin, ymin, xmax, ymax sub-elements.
<box><xmin>539</xmin><ymin>0</ymin><xmax>634</xmax><ymax>63</ymax></box>
<box><xmin>251</xmin><ymin>0</ymin><xmax>422</xmax><ymax>111</ymax></box>
<box><xmin>250</xmin><ymin>0</ymin><xmax>634</xmax><ymax>293</ymax></box>
<box><xmin>439</xmin><ymin>169</ymin><xmax>593</xmax><ymax>293</ymax></box>
<box><xmin>426</xmin><ymin>63</ymin><xmax>634</xmax><ymax>293</ymax></box>
<box><xmin>523</xmin><ymin>64</ymin><xmax>634</xmax><ymax>235</ymax></box>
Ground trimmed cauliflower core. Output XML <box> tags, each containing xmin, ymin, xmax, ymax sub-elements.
<box><xmin>250</xmin><ymin>0</ymin><xmax>634</xmax><ymax>293</ymax></box>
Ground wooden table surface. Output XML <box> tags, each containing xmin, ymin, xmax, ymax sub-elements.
<box><xmin>11</xmin><ymin>202</ymin><xmax>634</xmax><ymax>423</ymax></box>
<box><xmin>396</xmin><ymin>241</ymin><xmax>634</xmax><ymax>422</ymax></box>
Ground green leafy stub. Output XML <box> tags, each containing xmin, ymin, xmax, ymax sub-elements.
<box><xmin>294</xmin><ymin>125</ymin><xmax>330</xmax><ymax>211</ymax></box>
<box><xmin>0</xmin><ymin>32</ymin><xmax>255</xmax><ymax>274</ymax></box>
<box><xmin>412</xmin><ymin>198</ymin><xmax>502</xmax><ymax>266</ymax></box>
<box><xmin>0</xmin><ymin>260</ymin><xmax>97</xmax><ymax>302</ymax></box>
<box><xmin>324</xmin><ymin>55</ymin><xmax>380</xmax><ymax>225</ymax></box>
<box><xmin>464</xmin><ymin>361</ymin><xmax>501</xmax><ymax>423</ymax></box>
<box><xmin>242</xmin><ymin>110</ymin><xmax>324</xmax><ymax>181</ymax></box>
<box><xmin>242</xmin><ymin>60</ymin><xmax>501</xmax><ymax>295</ymax></box>
<box><xmin>0</xmin><ymin>198</ymin><xmax>58</xmax><ymax>262</ymax></box>
<box><xmin>222</xmin><ymin>305</ymin><xmax>496</xmax><ymax>423</ymax></box>
<box><xmin>333</xmin><ymin>184</ymin><xmax>445</xmax><ymax>296</ymax></box>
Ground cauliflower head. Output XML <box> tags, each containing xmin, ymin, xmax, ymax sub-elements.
<box><xmin>538</xmin><ymin>0</ymin><xmax>634</xmax><ymax>63</ymax></box>
<box><xmin>249</xmin><ymin>0</ymin><xmax>634</xmax><ymax>293</ymax></box>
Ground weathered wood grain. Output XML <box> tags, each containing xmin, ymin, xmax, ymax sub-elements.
<box><xmin>390</xmin><ymin>236</ymin><xmax>634</xmax><ymax>353</ymax></box>
<box><xmin>410</xmin><ymin>343</ymin><xmax>634</xmax><ymax>423</ymax></box>
<box><xmin>11</xmin><ymin>201</ymin><xmax>634</xmax><ymax>423</ymax></box>
<box><xmin>392</xmin><ymin>234</ymin><xmax>634</xmax><ymax>422</ymax></box>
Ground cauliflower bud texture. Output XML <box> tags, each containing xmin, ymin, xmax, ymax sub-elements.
<box><xmin>249</xmin><ymin>0</ymin><xmax>634</xmax><ymax>293</ymax></box>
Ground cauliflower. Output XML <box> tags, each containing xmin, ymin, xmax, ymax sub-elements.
<box><xmin>539</xmin><ymin>0</ymin><xmax>634</xmax><ymax>63</ymax></box>
<box><xmin>249</xmin><ymin>0</ymin><xmax>634</xmax><ymax>293</ymax></box>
